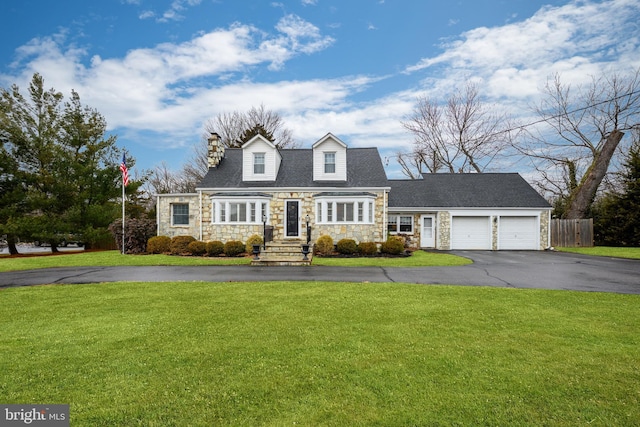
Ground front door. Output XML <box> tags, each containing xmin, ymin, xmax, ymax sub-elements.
<box><xmin>285</xmin><ymin>200</ymin><xmax>300</xmax><ymax>237</ymax></box>
<box><xmin>420</xmin><ymin>215</ymin><xmax>435</xmax><ymax>247</ymax></box>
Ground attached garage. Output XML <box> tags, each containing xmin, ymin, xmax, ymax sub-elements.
<box><xmin>498</xmin><ymin>216</ymin><xmax>538</xmax><ymax>250</ymax></box>
<box><xmin>451</xmin><ymin>216</ymin><xmax>491</xmax><ymax>250</ymax></box>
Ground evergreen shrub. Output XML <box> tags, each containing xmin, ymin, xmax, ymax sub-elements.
<box><xmin>170</xmin><ymin>235</ymin><xmax>196</xmax><ymax>255</ymax></box>
<box><xmin>147</xmin><ymin>236</ymin><xmax>171</xmax><ymax>254</ymax></box>
<box><xmin>224</xmin><ymin>240</ymin><xmax>245</xmax><ymax>257</ymax></box>
<box><xmin>314</xmin><ymin>235</ymin><xmax>334</xmax><ymax>255</ymax></box>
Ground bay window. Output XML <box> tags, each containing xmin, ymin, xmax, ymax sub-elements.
<box><xmin>315</xmin><ymin>195</ymin><xmax>375</xmax><ymax>224</ymax></box>
<box><xmin>212</xmin><ymin>196</ymin><xmax>270</xmax><ymax>224</ymax></box>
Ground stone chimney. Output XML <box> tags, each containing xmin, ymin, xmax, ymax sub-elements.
<box><xmin>207</xmin><ymin>132</ymin><xmax>225</xmax><ymax>168</ymax></box>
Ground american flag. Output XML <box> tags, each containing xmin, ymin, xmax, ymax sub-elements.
<box><xmin>120</xmin><ymin>153</ymin><xmax>130</xmax><ymax>187</ymax></box>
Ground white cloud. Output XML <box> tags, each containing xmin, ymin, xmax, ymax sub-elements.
<box><xmin>2</xmin><ymin>0</ymin><xmax>638</xmax><ymax>177</ymax></box>
<box><xmin>406</xmin><ymin>0</ymin><xmax>640</xmax><ymax>102</ymax></box>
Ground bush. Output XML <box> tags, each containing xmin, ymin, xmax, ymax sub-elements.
<box><xmin>170</xmin><ymin>235</ymin><xmax>196</xmax><ymax>255</ymax></box>
<box><xmin>147</xmin><ymin>236</ymin><xmax>171</xmax><ymax>254</ymax></box>
<box><xmin>381</xmin><ymin>237</ymin><xmax>405</xmax><ymax>255</ymax></box>
<box><xmin>224</xmin><ymin>240</ymin><xmax>245</xmax><ymax>257</ymax></box>
<box><xmin>206</xmin><ymin>240</ymin><xmax>224</xmax><ymax>256</ymax></box>
<box><xmin>358</xmin><ymin>242</ymin><xmax>378</xmax><ymax>256</ymax></box>
<box><xmin>187</xmin><ymin>240</ymin><xmax>207</xmax><ymax>256</ymax></box>
<box><xmin>109</xmin><ymin>217</ymin><xmax>157</xmax><ymax>254</ymax></box>
<box><xmin>314</xmin><ymin>235</ymin><xmax>334</xmax><ymax>255</ymax></box>
<box><xmin>245</xmin><ymin>234</ymin><xmax>264</xmax><ymax>253</ymax></box>
<box><xmin>336</xmin><ymin>238</ymin><xmax>357</xmax><ymax>255</ymax></box>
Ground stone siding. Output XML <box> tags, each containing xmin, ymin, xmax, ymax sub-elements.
<box><xmin>437</xmin><ymin>211</ymin><xmax>451</xmax><ymax>250</ymax></box>
<box><xmin>157</xmin><ymin>194</ymin><xmax>200</xmax><ymax>238</ymax></box>
<box><xmin>201</xmin><ymin>190</ymin><xmax>386</xmax><ymax>244</ymax></box>
<box><xmin>539</xmin><ymin>210</ymin><xmax>550</xmax><ymax>249</ymax></box>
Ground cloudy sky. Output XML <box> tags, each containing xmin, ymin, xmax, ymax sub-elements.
<box><xmin>1</xmin><ymin>0</ymin><xmax>639</xmax><ymax>178</ymax></box>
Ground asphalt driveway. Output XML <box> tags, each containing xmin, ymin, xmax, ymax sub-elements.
<box><xmin>1</xmin><ymin>251</ymin><xmax>639</xmax><ymax>294</ymax></box>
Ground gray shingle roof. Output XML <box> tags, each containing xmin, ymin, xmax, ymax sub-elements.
<box><xmin>197</xmin><ymin>147</ymin><xmax>389</xmax><ymax>189</ymax></box>
<box><xmin>388</xmin><ymin>173</ymin><xmax>551</xmax><ymax>208</ymax></box>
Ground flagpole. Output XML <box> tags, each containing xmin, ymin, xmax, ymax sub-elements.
<box><xmin>122</xmin><ymin>176</ymin><xmax>126</xmax><ymax>255</ymax></box>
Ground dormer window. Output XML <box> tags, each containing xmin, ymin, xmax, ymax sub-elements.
<box><xmin>324</xmin><ymin>152</ymin><xmax>336</xmax><ymax>174</ymax></box>
<box><xmin>253</xmin><ymin>153</ymin><xmax>265</xmax><ymax>174</ymax></box>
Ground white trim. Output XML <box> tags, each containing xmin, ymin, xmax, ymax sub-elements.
<box><xmin>199</xmin><ymin>190</ymin><xmax>203</xmax><ymax>241</ymax></box>
<box><xmin>284</xmin><ymin>199</ymin><xmax>301</xmax><ymax>238</ymax></box>
<box><xmin>420</xmin><ymin>214</ymin><xmax>436</xmax><ymax>248</ymax></box>
<box><xmin>210</xmin><ymin>197</ymin><xmax>270</xmax><ymax>224</ymax></box>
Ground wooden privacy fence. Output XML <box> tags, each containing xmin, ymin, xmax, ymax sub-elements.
<box><xmin>550</xmin><ymin>219</ymin><xmax>594</xmax><ymax>247</ymax></box>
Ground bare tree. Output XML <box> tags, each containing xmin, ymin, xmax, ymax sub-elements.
<box><xmin>202</xmin><ymin>104</ymin><xmax>297</xmax><ymax>148</ymax></box>
<box><xmin>146</xmin><ymin>105</ymin><xmax>297</xmax><ymax>195</ymax></box>
<box><xmin>520</xmin><ymin>69</ymin><xmax>640</xmax><ymax>218</ymax></box>
<box><xmin>400</xmin><ymin>82</ymin><xmax>515</xmax><ymax>176</ymax></box>
<box><xmin>147</xmin><ymin>161</ymin><xmax>194</xmax><ymax>195</ymax></box>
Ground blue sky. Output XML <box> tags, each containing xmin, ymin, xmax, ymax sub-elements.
<box><xmin>1</xmin><ymin>0</ymin><xmax>639</xmax><ymax>179</ymax></box>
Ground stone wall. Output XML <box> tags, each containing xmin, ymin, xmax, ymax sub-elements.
<box><xmin>437</xmin><ymin>211</ymin><xmax>451</xmax><ymax>250</ymax></box>
<box><xmin>539</xmin><ymin>210</ymin><xmax>550</xmax><ymax>249</ymax></box>
<box><xmin>200</xmin><ymin>190</ymin><xmax>386</xmax><ymax>244</ymax></box>
<box><xmin>157</xmin><ymin>194</ymin><xmax>200</xmax><ymax>238</ymax></box>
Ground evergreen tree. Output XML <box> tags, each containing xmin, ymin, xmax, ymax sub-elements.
<box><xmin>0</xmin><ymin>73</ymin><xmax>133</xmax><ymax>252</ymax></box>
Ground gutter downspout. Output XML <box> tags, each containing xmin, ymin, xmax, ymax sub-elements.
<box><xmin>547</xmin><ymin>210</ymin><xmax>552</xmax><ymax>249</ymax></box>
<box><xmin>156</xmin><ymin>195</ymin><xmax>160</xmax><ymax>236</ymax></box>
<box><xmin>199</xmin><ymin>190</ymin><xmax>203</xmax><ymax>241</ymax></box>
<box><xmin>383</xmin><ymin>189</ymin><xmax>388</xmax><ymax>242</ymax></box>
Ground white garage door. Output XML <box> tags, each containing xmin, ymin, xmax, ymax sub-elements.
<box><xmin>451</xmin><ymin>216</ymin><xmax>491</xmax><ymax>250</ymax></box>
<box><xmin>498</xmin><ymin>216</ymin><xmax>538</xmax><ymax>250</ymax></box>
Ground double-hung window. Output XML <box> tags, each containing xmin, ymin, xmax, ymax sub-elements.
<box><xmin>212</xmin><ymin>196</ymin><xmax>270</xmax><ymax>224</ymax></box>
<box><xmin>324</xmin><ymin>152</ymin><xmax>336</xmax><ymax>174</ymax></box>
<box><xmin>388</xmin><ymin>215</ymin><xmax>414</xmax><ymax>234</ymax></box>
<box><xmin>315</xmin><ymin>196</ymin><xmax>375</xmax><ymax>224</ymax></box>
<box><xmin>172</xmin><ymin>203</ymin><xmax>189</xmax><ymax>225</ymax></box>
<box><xmin>253</xmin><ymin>153</ymin><xmax>265</xmax><ymax>174</ymax></box>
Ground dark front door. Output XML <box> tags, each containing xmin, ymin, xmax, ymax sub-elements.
<box><xmin>286</xmin><ymin>200</ymin><xmax>299</xmax><ymax>237</ymax></box>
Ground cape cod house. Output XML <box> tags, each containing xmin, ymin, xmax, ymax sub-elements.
<box><xmin>157</xmin><ymin>132</ymin><xmax>552</xmax><ymax>253</ymax></box>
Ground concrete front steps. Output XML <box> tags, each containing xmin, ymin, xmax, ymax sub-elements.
<box><xmin>250</xmin><ymin>241</ymin><xmax>313</xmax><ymax>266</ymax></box>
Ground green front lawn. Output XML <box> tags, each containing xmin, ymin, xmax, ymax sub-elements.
<box><xmin>557</xmin><ymin>246</ymin><xmax>640</xmax><ymax>260</ymax></box>
<box><xmin>1</xmin><ymin>282</ymin><xmax>638</xmax><ymax>425</ymax></box>
<box><xmin>313</xmin><ymin>249</ymin><xmax>471</xmax><ymax>267</ymax></box>
<box><xmin>0</xmin><ymin>250</ymin><xmax>470</xmax><ymax>272</ymax></box>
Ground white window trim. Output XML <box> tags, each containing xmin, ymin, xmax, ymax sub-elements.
<box><xmin>253</xmin><ymin>152</ymin><xmax>265</xmax><ymax>175</ymax></box>
<box><xmin>315</xmin><ymin>196</ymin><xmax>375</xmax><ymax>225</ymax></box>
<box><xmin>324</xmin><ymin>152</ymin><xmax>336</xmax><ymax>174</ymax></box>
<box><xmin>171</xmin><ymin>203</ymin><xmax>190</xmax><ymax>226</ymax></box>
<box><xmin>388</xmin><ymin>214</ymin><xmax>414</xmax><ymax>234</ymax></box>
<box><xmin>211</xmin><ymin>198</ymin><xmax>270</xmax><ymax>224</ymax></box>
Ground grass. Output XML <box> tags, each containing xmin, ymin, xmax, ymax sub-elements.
<box><xmin>557</xmin><ymin>246</ymin><xmax>640</xmax><ymax>260</ymax></box>
<box><xmin>0</xmin><ymin>250</ymin><xmax>251</xmax><ymax>272</ymax></box>
<box><xmin>1</xmin><ymin>281</ymin><xmax>638</xmax><ymax>425</ymax></box>
<box><xmin>313</xmin><ymin>249</ymin><xmax>472</xmax><ymax>267</ymax></box>
<box><xmin>0</xmin><ymin>250</ymin><xmax>471</xmax><ymax>272</ymax></box>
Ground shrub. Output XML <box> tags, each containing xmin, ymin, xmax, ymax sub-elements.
<box><xmin>358</xmin><ymin>242</ymin><xmax>378</xmax><ymax>256</ymax></box>
<box><xmin>206</xmin><ymin>240</ymin><xmax>224</xmax><ymax>256</ymax></box>
<box><xmin>109</xmin><ymin>217</ymin><xmax>157</xmax><ymax>254</ymax></box>
<box><xmin>381</xmin><ymin>237</ymin><xmax>405</xmax><ymax>255</ymax></box>
<box><xmin>187</xmin><ymin>240</ymin><xmax>207</xmax><ymax>256</ymax></box>
<box><xmin>170</xmin><ymin>235</ymin><xmax>196</xmax><ymax>255</ymax></box>
<box><xmin>224</xmin><ymin>240</ymin><xmax>245</xmax><ymax>257</ymax></box>
<box><xmin>245</xmin><ymin>234</ymin><xmax>264</xmax><ymax>253</ymax></box>
<box><xmin>147</xmin><ymin>236</ymin><xmax>171</xmax><ymax>254</ymax></box>
<box><xmin>314</xmin><ymin>235</ymin><xmax>334</xmax><ymax>255</ymax></box>
<box><xmin>336</xmin><ymin>238</ymin><xmax>357</xmax><ymax>255</ymax></box>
